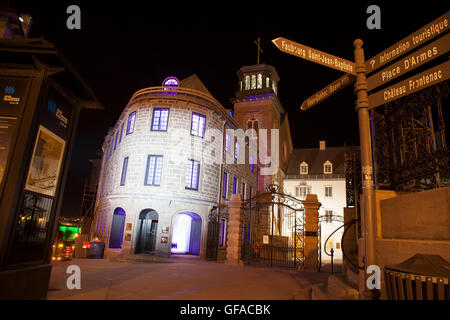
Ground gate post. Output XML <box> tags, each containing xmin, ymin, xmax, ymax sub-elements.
<box><xmin>302</xmin><ymin>194</ymin><xmax>321</xmax><ymax>271</ymax></box>
<box><xmin>225</xmin><ymin>194</ymin><xmax>244</xmax><ymax>266</ymax></box>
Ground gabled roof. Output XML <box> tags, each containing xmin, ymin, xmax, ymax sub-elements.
<box><xmin>286</xmin><ymin>146</ymin><xmax>349</xmax><ymax>175</ymax></box>
<box><xmin>180</xmin><ymin>74</ymin><xmax>214</xmax><ymax>97</ymax></box>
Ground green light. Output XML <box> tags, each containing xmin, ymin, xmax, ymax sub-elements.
<box><xmin>59</xmin><ymin>226</ymin><xmax>80</xmax><ymax>241</ymax></box>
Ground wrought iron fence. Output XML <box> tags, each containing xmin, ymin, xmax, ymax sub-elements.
<box><xmin>241</xmin><ymin>184</ymin><xmax>305</xmax><ymax>269</ymax></box>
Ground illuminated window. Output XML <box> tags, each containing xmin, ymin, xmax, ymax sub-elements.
<box><xmin>191</xmin><ymin>112</ymin><xmax>206</xmax><ymax>138</ymax></box>
<box><xmin>145</xmin><ymin>155</ymin><xmax>163</xmax><ymax>186</ymax></box>
<box><xmin>151</xmin><ymin>108</ymin><xmax>169</xmax><ymax>131</ymax></box>
<box><xmin>300</xmin><ymin>162</ymin><xmax>308</xmax><ymax>174</ymax></box>
<box><xmin>324</xmin><ymin>160</ymin><xmax>333</xmax><ymax>174</ymax></box>
<box><xmin>234</xmin><ymin>140</ymin><xmax>239</xmax><ymax>161</ymax></box>
<box><xmin>120</xmin><ymin>157</ymin><xmax>129</xmax><ymax>186</ymax></box>
<box><xmin>225</xmin><ymin>132</ymin><xmax>231</xmax><ymax>153</ymax></box>
<box><xmin>114</xmin><ymin>131</ymin><xmax>119</xmax><ymax>150</ymax></box>
<box><xmin>250</xmin><ymin>155</ymin><xmax>255</xmax><ymax>172</ymax></box>
<box><xmin>251</xmin><ymin>75</ymin><xmax>256</xmax><ymax>89</ymax></box>
<box><xmin>245</xmin><ymin>76</ymin><xmax>250</xmax><ymax>90</ymax></box>
<box><xmin>239</xmin><ymin>81</ymin><xmax>242</xmax><ymax>91</ymax></box>
<box><xmin>119</xmin><ymin>123</ymin><xmax>124</xmax><ymax>143</ymax></box>
<box><xmin>247</xmin><ymin>118</ymin><xmax>258</xmax><ymax>138</ymax></box>
<box><xmin>233</xmin><ymin>176</ymin><xmax>238</xmax><ymax>194</ymax></box>
<box><xmin>266</xmin><ymin>77</ymin><xmax>270</xmax><ymax>88</ymax></box>
<box><xmin>185</xmin><ymin>159</ymin><xmax>200</xmax><ymax>190</ymax></box>
<box><xmin>272</xmin><ymin>81</ymin><xmax>277</xmax><ymax>94</ymax></box>
<box><xmin>219</xmin><ymin>219</ymin><xmax>226</xmax><ymax>247</ymax></box>
<box><xmin>222</xmin><ymin>172</ymin><xmax>228</xmax><ymax>199</ymax></box>
<box><xmin>257</xmin><ymin>74</ymin><xmax>262</xmax><ymax>89</ymax></box>
<box><xmin>126</xmin><ymin>112</ymin><xmax>136</xmax><ymax>135</ymax></box>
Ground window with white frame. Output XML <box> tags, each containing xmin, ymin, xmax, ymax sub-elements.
<box><xmin>120</xmin><ymin>157</ymin><xmax>129</xmax><ymax>186</ymax></box>
<box><xmin>145</xmin><ymin>155</ymin><xmax>163</xmax><ymax>186</ymax></box>
<box><xmin>185</xmin><ymin>159</ymin><xmax>200</xmax><ymax>190</ymax></box>
<box><xmin>225</xmin><ymin>132</ymin><xmax>231</xmax><ymax>153</ymax></box>
<box><xmin>151</xmin><ymin>108</ymin><xmax>169</xmax><ymax>131</ymax></box>
<box><xmin>234</xmin><ymin>140</ymin><xmax>239</xmax><ymax>161</ymax></box>
<box><xmin>126</xmin><ymin>111</ymin><xmax>136</xmax><ymax>135</ymax></box>
<box><xmin>324</xmin><ymin>160</ymin><xmax>333</xmax><ymax>174</ymax></box>
<box><xmin>325</xmin><ymin>210</ymin><xmax>333</xmax><ymax>223</ymax></box>
<box><xmin>300</xmin><ymin>161</ymin><xmax>308</xmax><ymax>174</ymax></box>
<box><xmin>191</xmin><ymin>112</ymin><xmax>206</xmax><ymax>138</ymax></box>
<box><xmin>325</xmin><ymin>186</ymin><xmax>333</xmax><ymax>197</ymax></box>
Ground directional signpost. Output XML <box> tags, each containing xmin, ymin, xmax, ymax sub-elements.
<box><xmin>272</xmin><ymin>9</ymin><xmax>449</xmax><ymax>301</ymax></box>
<box><xmin>367</xmin><ymin>33</ymin><xmax>450</xmax><ymax>91</ymax></box>
<box><xmin>272</xmin><ymin>37</ymin><xmax>356</xmax><ymax>75</ymax></box>
<box><xmin>300</xmin><ymin>73</ymin><xmax>355</xmax><ymax>110</ymax></box>
<box><xmin>365</xmin><ymin>11</ymin><xmax>449</xmax><ymax>73</ymax></box>
<box><xmin>368</xmin><ymin>59</ymin><xmax>450</xmax><ymax>109</ymax></box>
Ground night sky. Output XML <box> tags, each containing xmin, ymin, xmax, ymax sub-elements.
<box><xmin>13</xmin><ymin>1</ymin><xmax>449</xmax><ymax>217</ymax></box>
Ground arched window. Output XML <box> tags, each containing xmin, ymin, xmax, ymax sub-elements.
<box><xmin>247</xmin><ymin>118</ymin><xmax>258</xmax><ymax>139</ymax></box>
<box><xmin>266</xmin><ymin>77</ymin><xmax>270</xmax><ymax>88</ymax></box>
<box><xmin>109</xmin><ymin>208</ymin><xmax>126</xmax><ymax>249</ymax></box>
<box><xmin>324</xmin><ymin>160</ymin><xmax>333</xmax><ymax>174</ymax></box>
<box><xmin>239</xmin><ymin>81</ymin><xmax>243</xmax><ymax>91</ymax></box>
<box><xmin>257</xmin><ymin>74</ymin><xmax>262</xmax><ymax>89</ymax></box>
<box><xmin>272</xmin><ymin>81</ymin><xmax>277</xmax><ymax>94</ymax></box>
<box><xmin>245</xmin><ymin>76</ymin><xmax>250</xmax><ymax>90</ymax></box>
<box><xmin>300</xmin><ymin>161</ymin><xmax>308</xmax><ymax>175</ymax></box>
<box><xmin>251</xmin><ymin>75</ymin><xmax>256</xmax><ymax>89</ymax></box>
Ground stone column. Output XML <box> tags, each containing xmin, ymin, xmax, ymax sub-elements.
<box><xmin>302</xmin><ymin>194</ymin><xmax>321</xmax><ymax>271</ymax></box>
<box><xmin>225</xmin><ymin>194</ymin><xmax>244</xmax><ymax>266</ymax></box>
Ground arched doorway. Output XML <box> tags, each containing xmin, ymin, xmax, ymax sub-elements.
<box><xmin>171</xmin><ymin>212</ymin><xmax>202</xmax><ymax>256</ymax></box>
<box><xmin>135</xmin><ymin>209</ymin><xmax>159</xmax><ymax>254</ymax></box>
<box><xmin>109</xmin><ymin>208</ymin><xmax>126</xmax><ymax>249</ymax></box>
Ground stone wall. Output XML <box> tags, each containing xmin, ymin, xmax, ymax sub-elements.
<box><xmin>357</xmin><ymin>187</ymin><xmax>450</xmax><ymax>299</ymax></box>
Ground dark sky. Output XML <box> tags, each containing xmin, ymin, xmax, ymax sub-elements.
<box><xmin>14</xmin><ymin>1</ymin><xmax>449</xmax><ymax>217</ymax></box>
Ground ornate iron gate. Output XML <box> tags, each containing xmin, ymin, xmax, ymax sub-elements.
<box><xmin>241</xmin><ymin>184</ymin><xmax>304</xmax><ymax>268</ymax></box>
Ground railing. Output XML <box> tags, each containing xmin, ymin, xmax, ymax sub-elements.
<box><xmin>322</xmin><ymin>218</ymin><xmax>362</xmax><ymax>274</ymax></box>
<box><xmin>285</xmin><ymin>174</ymin><xmax>346</xmax><ymax>180</ymax></box>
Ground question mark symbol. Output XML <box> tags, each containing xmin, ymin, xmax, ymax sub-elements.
<box><xmin>370</xmin><ymin>59</ymin><xmax>375</xmax><ymax>69</ymax></box>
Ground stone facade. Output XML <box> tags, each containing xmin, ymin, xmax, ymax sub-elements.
<box><xmin>91</xmin><ymin>75</ymin><xmax>256</xmax><ymax>259</ymax></box>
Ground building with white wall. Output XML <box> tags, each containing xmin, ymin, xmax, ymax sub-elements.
<box><xmin>91</xmin><ymin>75</ymin><xmax>256</xmax><ymax>259</ymax></box>
<box><xmin>284</xmin><ymin>141</ymin><xmax>348</xmax><ymax>266</ymax></box>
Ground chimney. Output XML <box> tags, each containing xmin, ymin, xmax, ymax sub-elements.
<box><xmin>319</xmin><ymin>140</ymin><xmax>326</xmax><ymax>150</ymax></box>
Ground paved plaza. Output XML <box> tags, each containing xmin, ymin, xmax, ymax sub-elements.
<box><xmin>46</xmin><ymin>257</ymin><xmax>330</xmax><ymax>300</ymax></box>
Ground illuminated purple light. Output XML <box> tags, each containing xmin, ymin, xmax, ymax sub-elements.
<box><xmin>163</xmin><ymin>77</ymin><xmax>179</xmax><ymax>87</ymax></box>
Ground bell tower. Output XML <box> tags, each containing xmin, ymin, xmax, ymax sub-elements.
<box><xmin>231</xmin><ymin>64</ymin><xmax>292</xmax><ymax>192</ymax></box>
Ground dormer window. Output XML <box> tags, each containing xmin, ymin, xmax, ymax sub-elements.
<box><xmin>300</xmin><ymin>161</ymin><xmax>308</xmax><ymax>175</ymax></box>
<box><xmin>324</xmin><ymin>160</ymin><xmax>333</xmax><ymax>174</ymax></box>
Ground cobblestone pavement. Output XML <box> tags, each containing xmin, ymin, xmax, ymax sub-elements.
<box><xmin>47</xmin><ymin>257</ymin><xmax>330</xmax><ymax>300</ymax></box>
